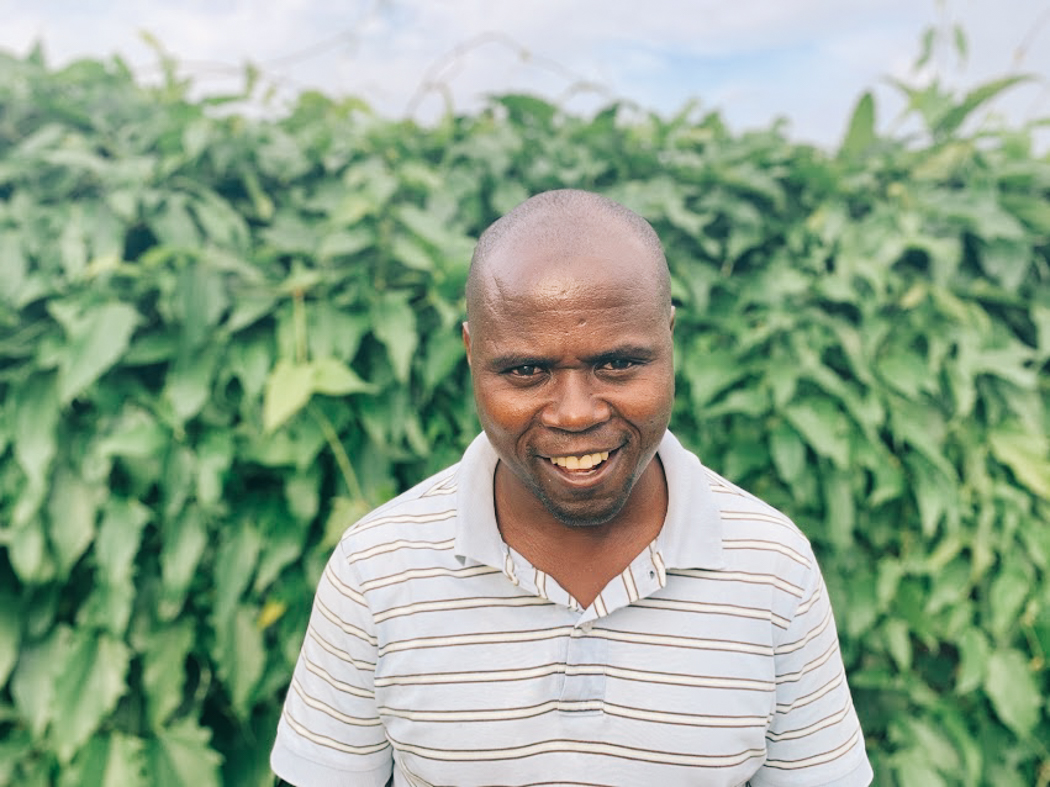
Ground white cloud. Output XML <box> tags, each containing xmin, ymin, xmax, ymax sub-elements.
<box><xmin>0</xmin><ymin>0</ymin><xmax>1046</xmax><ymax>146</ymax></box>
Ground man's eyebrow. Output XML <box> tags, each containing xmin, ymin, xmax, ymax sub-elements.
<box><xmin>586</xmin><ymin>344</ymin><xmax>658</xmax><ymax>363</ymax></box>
<box><xmin>486</xmin><ymin>344</ymin><xmax>658</xmax><ymax>371</ymax></box>
<box><xmin>486</xmin><ymin>353</ymin><xmax>553</xmax><ymax>371</ymax></box>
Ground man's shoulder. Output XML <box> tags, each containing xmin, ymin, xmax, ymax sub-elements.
<box><xmin>696</xmin><ymin>463</ymin><xmax>815</xmax><ymax>560</ymax></box>
<box><xmin>336</xmin><ymin>461</ymin><xmax>464</xmax><ymax>554</ymax></box>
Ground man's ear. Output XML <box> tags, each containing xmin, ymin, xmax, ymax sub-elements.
<box><xmin>462</xmin><ymin>321</ymin><xmax>472</xmax><ymax>366</ymax></box>
<box><xmin>669</xmin><ymin>306</ymin><xmax>676</xmax><ymax>335</ymax></box>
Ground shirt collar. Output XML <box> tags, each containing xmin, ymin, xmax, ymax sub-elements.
<box><xmin>454</xmin><ymin>430</ymin><xmax>726</xmax><ymax>571</ymax></box>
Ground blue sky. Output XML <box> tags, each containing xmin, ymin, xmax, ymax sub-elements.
<box><xmin>1</xmin><ymin>0</ymin><xmax>1047</xmax><ymax>149</ymax></box>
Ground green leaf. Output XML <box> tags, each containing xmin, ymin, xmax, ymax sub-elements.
<box><xmin>146</xmin><ymin>718</ymin><xmax>222</xmax><ymax>787</ymax></box>
<box><xmin>77</xmin><ymin>499</ymin><xmax>152</xmax><ymax>635</ymax></box>
<box><xmin>263</xmin><ymin>359</ymin><xmax>314</xmax><ymax>432</ymax></box>
<box><xmin>935</xmin><ymin>75</ymin><xmax>1034</xmax><ymax>137</ymax></box>
<box><xmin>214</xmin><ymin>605</ymin><xmax>266</xmax><ymax>716</ymax></box>
<box><xmin>142</xmin><ymin>622</ymin><xmax>195</xmax><ymax>729</ymax></box>
<box><xmin>8</xmin><ymin>524</ymin><xmax>52</xmax><ymax>584</ymax></box>
<box><xmin>310</xmin><ymin>358</ymin><xmax>375</xmax><ymax>396</ymax></box>
<box><xmin>285</xmin><ymin>467</ymin><xmax>321</xmax><ymax>523</ymax></box>
<box><xmin>988</xmin><ymin>425</ymin><xmax>1050</xmax><ymax>498</ymax></box>
<box><xmin>51</xmin><ymin>632</ymin><xmax>130</xmax><ymax>763</ymax></box>
<box><xmin>823</xmin><ymin>468</ymin><xmax>855</xmax><ymax>549</ymax></box>
<box><xmin>164</xmin><ymin>344</ymin><xmax>222</xmax><ymax>423</ymax></box>
<box><xmin>783</xmin><ymin>399</ymin><xmax>851</xmax><ymax>468</ymax></box>
<box><xmin>12</xmin><ymin>373</ymin><xmax>60</xmax><ymax>496</ymax></box>
<box><xmin>422</xmin><ymin>328</ymin><xmax>466</xmax><ymax>394</ymax></box>
<box><xmin>213</xmin><ymin>521</ymin><xmax>262</xmax><ymax>625</ymax></box>
<box><xmin>92</xmin><ymin>732</ymin><xmax>147</xmax><ymax>787</ymax></box>
<box><xmin>11</xmin><ymin>373</ymin><xmax>59</xmax><ymax>530</ymax></box>
<box><xmin>46</xmin><ymin>466</ymin><xmax>104</xmax><ymax>575</ymax></box>
<box><xmin>371</xmin><ymin>292</ymin><xmax>418</xmax><ymax>383</ymax></box>
<box><xmin>50</xmin><ymin>301</ymin><xmax>140</xmax><ymax>404</ymax></box>
<box><xmin>0</xmin><ymin>230</ymin><xmax>28</xmax><ymax>305</ymax></box>
<box><xmin>0</xmin><ymin>590</ymin><xmax>22</xmax><ymax>687</ymax></box>
<box><xmin>160</xmin><ymin>506</ymin><xmax>208</xmax><ymax>619</ymax></box>
<box><xmin>883</xmin><ymin>617</ymin><xmax>912</xmax><ymax>672</ymax></box>
<box><xmin>173</xmin><ymin>262</ymin><xmax>229</xmax><ymax>349</ymax></box>
<box><xmin>839</xmin><ymin>91</ymin><xmax>876</xmax><ymax>158</ymax></box>
<box><xmin>984</xmin><ymin>648</ymin><xmax>1041</xmax><ymax>737</ymax></box>
<box><xmin>196</xmin><ymin>428</ymin><xmax>234</xmax><ymax>508</ymax></box>
<box><xmin>11</xmin><ymin>624</ymin><xmax>72</xmax><ymax>738</ymax></box>
<box><xmin>682</xmin><ymin>346</ymin><xmax>748</xmax><ymax>410</ymax></box>
<box><xmin>955</xmin><ymin>628</ymin><xmax>989</xmax><ymax>694</ymax></box>
<box><xmin>769</xmin><ymin>420</ymin><xmax>806</xmax><ymax>486</ymax></box>
<box><xmin>988</xmin><ymin>564</ymin><xmax>1031</xmax><ymax>642</ymax></box>
<box><xmin>391</xmin><ymin>235</ymin><xmax>435</xmax><ymax>271</ymax></box>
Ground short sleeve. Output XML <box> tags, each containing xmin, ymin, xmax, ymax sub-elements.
<box><xmin>271</xmin><ymin>541</ymin><xmax>393</xmax><ymax>787</ymax></box>
<box><xmin>751</xmin><ymin>555</ymin><xmax>873</xmax><ymax>787</ymax></box>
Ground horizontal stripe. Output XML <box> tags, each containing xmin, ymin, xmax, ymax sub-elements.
<box><xmin>314</xmin><ymin>597</ymin><xmax>377</xmax><ymax>646</ymax></box>
<box><xmin>374</xmin><ymin>594</ymin><xmax>552</xmax><ymax>624</ymax></box>
<box><xmin>776</xmin><ymin>671</ymin><xmax>845</xmax><ymax>715</ymax></box>
<box><xmin>597</xmin><ymin>627</ymin><xmax>774</xmax><ymax>657</ymax></box>
<box><xmin>324</xmin><ymin>563</ymin><xmax>367</xmax><ymax>606</ymax></box>
<box><xmin>380</xmin><ymin>626</ymin><xmax>574</xmax><ymax>657</ymax></box>
<box><xmin>422</xmin><ymin>476</ymin><xmax>458</xmax><ymax>497</ymax></box>
<box><xmin>378</xmin><ymin>624</ymin><xmax>774</xmax><ymax>659</ymax></box>
<box><xmin>764</xmin><ymin>726</ymin><xmax>862</xmax><ymax>770</ymax></box>
<box><xmin>302</xmin><ymin>655</ymin><xmax>375</xmax><ymax>699</ymax></box>
<box><xmin>360</xmin><ymin>564</ymin><xmax>500</xmax><ymax>592</ymax></box>
<box><xmin>723</xmin><ymin>539</ymin><xmax>811</xmax><ymax>568</ymax></box>
<box><xmin>776</xmin><ymin>603</ymin><xmax>832</xmax><ymax>656</ymax></box>
<box><xmin>388</xmin><ymin>734</ymin><xmax>767</xmax><ymax>768</ymax></box>
<box><xmin>775</xmin><ymin>641</ymin><xmax>838</xmax><ymax>685</ymax></box>
<box><xmin>380</xmin><ymin>699</ymin><xmax>768</xmax><ymax>729</ymax></box>
<box><xmin>720</xmin><ymin>508</ymin><xmax>796</xmax><ymax>531</ymax></box>
<box><xmin>668</xmin><ymin>568</ymin><xmax>804</xmax><ymax>598</ymax></box>
<box><xmin>634</xmin><ymin>597</ymin><xmax>789</xmax><ymax>628</ymax></box>
<box><xmin>352</xmin><ymin>509</ymin><xmax>457</xmax><ymax>534</ymax></box>
<box><xmin>346</xmin><ymin>537</ymin><xmax>456</xmax><ymax>565</ymax></box>
<box><xmin>291</xmin><ymin>677</ymin><xmax>383</xmax><ymax>727</ymax></box>
<box><xmin>376</xmin><ymin>662</ymin><xmax>773</xmax><ymax>692</ymax></box>
<box><xmin>282</xmin><ymin>710</ymin><xmax>389</xmax><ymax>756</ymax></box>
<box><xmin>308</xmin><ymin>628</ymin><xmax>375</xmax><ymax>671</ymax></box>
<box><xmin>767</xmin><ymin>701</ymin><xmax>853</xmax><ymax>743</ymax></box>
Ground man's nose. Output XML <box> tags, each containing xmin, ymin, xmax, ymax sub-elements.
<box><xmin>540</xmin><ymin>372</ymin><xmax>610</xmax><ymax>431</ymax></box>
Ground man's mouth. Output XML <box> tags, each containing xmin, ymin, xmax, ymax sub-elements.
<box><xmin>548</xmin><ymin>451</ymin><xmax>611</xmax><ymax>471</ymax></box>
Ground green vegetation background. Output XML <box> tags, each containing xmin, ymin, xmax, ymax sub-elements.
<box><xmin>0</xmin><ymin>34</ymin><xmax>1048</xmax><ymax>786</ymax></box>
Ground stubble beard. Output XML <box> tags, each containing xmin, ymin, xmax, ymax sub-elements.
<box><xmin>526</xmin><ymin>474</ymin><xmax>636</xmax><ymax>529</ymax></box>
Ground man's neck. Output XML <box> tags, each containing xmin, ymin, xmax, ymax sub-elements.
<box><xmin>493</xmin><ymin>457</ymin><xmax>668</xmax><ymax>608</ymax></box>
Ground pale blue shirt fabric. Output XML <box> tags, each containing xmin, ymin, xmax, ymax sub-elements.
<box><xmin>271</xmin><ymin>430</ymin><xmax>874</xmax><ymax>786</ymax></box>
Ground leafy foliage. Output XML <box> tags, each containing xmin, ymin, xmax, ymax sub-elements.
<box><xmin>0</xmin><ymin>46</ymin><xmax>1048</xmax><ymax>786</ymax></box>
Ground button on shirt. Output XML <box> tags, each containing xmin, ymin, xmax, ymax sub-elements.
<box><xmin>271</xmin><ymin>431</ymin><xmax>874</xmax><ymax>787</ymax></box>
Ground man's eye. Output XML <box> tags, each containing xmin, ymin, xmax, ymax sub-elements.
<box><xmin>509</xmin><ymin>364</ymin><xmax>542</xmax><ymax>377</ymax></box>
<box><xmin>600</xmin><ymin>359</ymin><xmax>636</xmax><ymax>371</ymax></box>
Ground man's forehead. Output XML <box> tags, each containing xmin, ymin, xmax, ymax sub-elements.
<box><xmin>483</xmin><ymin>221</ymin><xmax>652</xmax><ymax>289</ymax></box>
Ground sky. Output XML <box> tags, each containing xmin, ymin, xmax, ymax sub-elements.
<box><xmin>1</xmin><ymin>0</ymin><xmax>1048</xmax><ymax>149</ymax></box>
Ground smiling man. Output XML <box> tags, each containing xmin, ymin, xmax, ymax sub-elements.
<box><xmin>271</xmin><ymin>190</ymin><xmax>873</xmax><ymax>786</ymax></box>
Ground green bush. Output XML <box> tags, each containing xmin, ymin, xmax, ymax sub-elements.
<box><xmin>0</xmin><ymin>48</ymin><xmax>1047</xmax><ymax>786</ymax></box>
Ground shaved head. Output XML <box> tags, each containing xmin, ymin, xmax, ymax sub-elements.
<box><xmin>465</xmin><ymin>189</ymin><xmax>671</xmax><ymax>324</ymax></box>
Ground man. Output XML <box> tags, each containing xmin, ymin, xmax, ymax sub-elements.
<box><xmin>271</xmin><ymin>190</ymin><xmax>873</xmax><ymax>786</ymax></box>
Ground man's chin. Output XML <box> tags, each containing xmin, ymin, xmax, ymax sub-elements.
<box><xmin>541</xmin><ymin>495</ymin><xmax>630</xmax><ymax>529</ymax></box>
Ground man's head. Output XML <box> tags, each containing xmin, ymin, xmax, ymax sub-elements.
<box><xmin>463</xmin><ymin>189</ymin><xmax>675</xmax><ymax>528</ymax></box>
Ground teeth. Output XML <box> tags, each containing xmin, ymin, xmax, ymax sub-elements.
<box><xmin>549</xmin><ymin>451</ymin><xmax>610</xmax><ymax>470</ymax></box>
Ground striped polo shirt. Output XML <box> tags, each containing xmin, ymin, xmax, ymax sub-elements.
<box><xmin>271</xmin><ymin>430</ymin><xmax>873</xmax><ymax>787</ymax></box>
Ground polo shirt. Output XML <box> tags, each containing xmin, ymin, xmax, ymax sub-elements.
<box><xmin>271</xmin><ymin>430</ymin><xmax>873</xmax><ymax>786</ymax></box>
